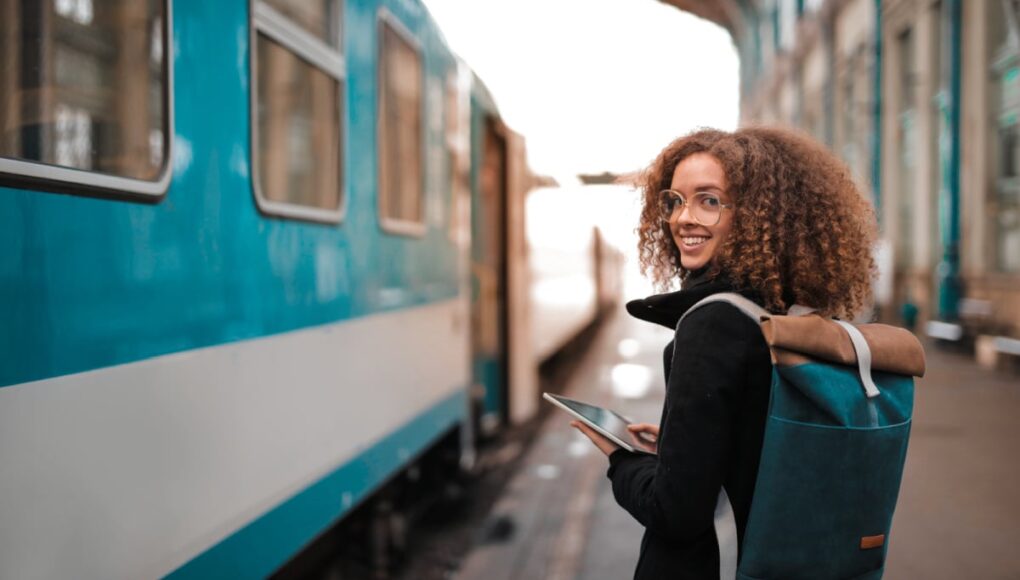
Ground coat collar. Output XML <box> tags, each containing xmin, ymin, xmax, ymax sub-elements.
<box><xmin>625</xmin><ymin>271</ymin><xmax>760</xmax><ymax>330</ymax></box>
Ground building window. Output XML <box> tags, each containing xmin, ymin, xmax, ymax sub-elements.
<box><xmin>992</xmin><ymin>1</ymin><xmax>1020</xmax><ymax>272</ymax></box>
<box><xmin>779</xmin><ymin>0</ymin><xmax>796</xmax><ymax>51</ymax></box>
<box><xmin>995</xmin><ymin>123</ymin><xmax>1020</xmax><ymax>272</ymax></box>
<box><xmin>377</xmin><ymin>11</ymin><xmax>424</xmax><ymax>236</ymax></box>
<box><xmin>0</xmin><ymin>0</ymin><xmax>170</xmax><ymax>196</ymax></box>
<box><xmin>841</xmin><ymin>49</ymin><xmax>872</xmax><ymax>183</ymax></box>
<box><xmin>896</xmin><ymin>28</ymin><xmax>917</xmax><ymax>270</ymax></box>
<box><xmin>253</xmin><ymin>0</ymin><xmax>345</xmax><ymax>223</ymax></box>
<box><xmin>927</xmin><ymin>1</ymin><xmax>943</xmax><ymax>268</ymax></box>
<box><xmin>841</xmin><ymin>63</ymin><xmax>858</xmax><ymax>171</ymax></box>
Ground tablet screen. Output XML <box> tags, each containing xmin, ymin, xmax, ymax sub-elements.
<box><xmin>544</xmin><ymin>393</ymin><xmax>653</xmax><ymax>454</ymax></box>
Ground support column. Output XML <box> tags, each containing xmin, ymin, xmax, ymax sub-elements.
<box><xmin>935</xmin><ymin>0</ymin><xmax>961</xmax><ymax>321</ymax></box>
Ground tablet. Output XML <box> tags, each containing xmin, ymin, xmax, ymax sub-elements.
<box><xmin>543</xmin><ymin>392</ymin><xmax>655</xmax><ymax>455</ymax></box>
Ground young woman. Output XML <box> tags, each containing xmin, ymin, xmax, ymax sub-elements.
<box><xmin>572</xmin><ymin>127</ymin><xmax>877</xmax><ymax>579</ymax></box>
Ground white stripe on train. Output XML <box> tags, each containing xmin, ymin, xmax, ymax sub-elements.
<box><xmin>0</xmin><ymin>298</ymin><xmax>470</xmax><ymax>579</ymax></box>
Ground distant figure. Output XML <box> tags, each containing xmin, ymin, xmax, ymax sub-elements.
<box><xmin>571</xmin><ymin>127</ymin><xmax>878</xmax><ymax>579</ymax></box>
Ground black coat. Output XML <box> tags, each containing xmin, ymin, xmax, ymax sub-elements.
<box><xmin>607</xmin><ymin>274</ymin><xmax>774</xmax><ymax>579</ymax></box>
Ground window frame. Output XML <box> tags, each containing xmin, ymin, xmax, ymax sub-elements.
<box><xmin>250</xmin><ymin>0</ymin><xmax>347</xmax><ymax>224</ymax></box>
<box><xmin>0</xmin><ymin>0</ymin><xmax>175</xmax><ymax>200</ymax></box>
<box><xmin>376</xmin><ymin>8</ymin><xmax>426</xmax><ymax>238</ymax></box>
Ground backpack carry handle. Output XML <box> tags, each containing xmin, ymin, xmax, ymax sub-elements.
<box><xmin>834</xmin><ymin>320</ymin><xmax>881</xmax><ymax>398</ymax></box>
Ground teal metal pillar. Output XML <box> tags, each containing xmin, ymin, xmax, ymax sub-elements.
<box><xmin>871</xmin><ymin>0</ymin><xmax>882</xmax><ymax>220</ymax></box>
<box><xmin>936</xmin><ymin>0</ymin><xmax>962</xmax><ymax>320</ymax></box>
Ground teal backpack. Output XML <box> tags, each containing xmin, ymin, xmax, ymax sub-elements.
<box><xmin>680</xmin><ymin>293</ymin><xmax>926</xmax><ymax>580</ymax></box>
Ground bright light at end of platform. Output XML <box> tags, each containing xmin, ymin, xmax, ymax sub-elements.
<box><xmin>535</xmin><ymin>464</ymin><xmax>562</xmax><ymax>479</ymax></box>
<box><xmin>568</xmin><ymin>439</ymin><xmax>593</xmax><ymax>457</ymax></box>
<box><xmin>617</xmin><ymin>338</ymin><xmax>641</xmax><ymax>359</ymax></box>
<box><xmin>422</xmin><ymin>0</ymin><xmax>739</xmax><ymax>179</ymax></box>
<box><xmin>611</xmin><ymin>363</ymin><xmax>652</xmax><ymax>399</ymax></box>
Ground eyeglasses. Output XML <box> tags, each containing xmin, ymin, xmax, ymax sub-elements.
<box><xmin>657</xmin><ymin>189</ymin><xmax>734</xmax><ymax>226</ymax></box>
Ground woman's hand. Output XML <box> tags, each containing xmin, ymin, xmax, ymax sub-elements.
<box><xmin>627</xmin><ymin>423</ymin><xmax>659</xmax><ymax>454</ymax></box>
<box><xmin>570</xmin><ymin>421</ymin><xmax>621</xmax><ymax>456</ymax></box>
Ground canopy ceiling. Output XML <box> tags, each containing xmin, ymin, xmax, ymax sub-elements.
<box><xmin>658</xmin><ymin>0</ymin><xmax>746</xmax><ymax>44</ymax></box>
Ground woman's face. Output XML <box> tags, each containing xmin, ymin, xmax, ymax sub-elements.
<box><xmin>667</xmin><ymin>153</ymin><xmax>734</xmax><ymax>272</ymax></box>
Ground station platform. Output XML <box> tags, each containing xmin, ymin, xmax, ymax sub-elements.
<box><xmin>453</xmin><ymin>306</ymin><xmax>1020</xmax><ymax>580</ymax></box>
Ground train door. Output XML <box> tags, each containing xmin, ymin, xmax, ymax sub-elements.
<box><xmin>470</xmin><ymin>114</ymin><xmax>510</xmax><ymax>434</ymax></box>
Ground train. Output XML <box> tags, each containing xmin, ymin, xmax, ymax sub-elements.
<box><xmin>0</xmin><ymin>0</ymin><xmax>622</xmax><ymax>578</ymax></box>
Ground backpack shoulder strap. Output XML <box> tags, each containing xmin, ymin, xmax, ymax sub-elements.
<box><xmin>677</xmin><ymin>292</ymin><xmax>769</xmax><ymax>330</ymax></box>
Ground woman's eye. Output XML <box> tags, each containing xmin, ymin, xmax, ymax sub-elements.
<box><xmin>699</xmin><ymin>195</ymin><xmax>720</xmax><ymax>208</ymax></box>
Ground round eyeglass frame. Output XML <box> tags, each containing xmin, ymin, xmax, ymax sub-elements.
<box><xmin>657</xmin><ymin>189</ymin><xmax>734</xmax><ymax>226</ymax></box>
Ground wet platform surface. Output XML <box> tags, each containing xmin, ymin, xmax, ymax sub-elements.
<box><xmin>453</xmin><ymin>308</ymin><xmax>1020</xmax><ymax>580</ymax></box>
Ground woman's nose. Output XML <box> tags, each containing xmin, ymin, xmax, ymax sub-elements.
<box><xmin>673</xmin><ymin>202</ymin><xmax>696</xmax><ymax>226</ymax></box>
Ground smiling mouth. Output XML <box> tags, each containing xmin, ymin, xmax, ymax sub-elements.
<box><xmin>680</xmin><ymin>236</ymin><xmax>709</xmax><ymax>247</ymax></box>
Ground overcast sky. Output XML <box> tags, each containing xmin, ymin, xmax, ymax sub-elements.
<box><xmin>422</xmin><ymin>0</ymin><xmax>741</xmax><ymax>180</ymax></box>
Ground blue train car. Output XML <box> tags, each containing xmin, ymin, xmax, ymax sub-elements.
<box><xmin>0</xmin><ymin>0</ymin><xmax>514</xmax><ymax>577</ymax></box>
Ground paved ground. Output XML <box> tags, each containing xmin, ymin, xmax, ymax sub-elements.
<box><xmin>453</xmin><ymin>308</ymin><xmax>1020</xmax><ymax>580</ymax></box>
<box><xmin>885</xmin><ymin>340</ymin><xmax>1020</xmax><ymax>579</ymax></box>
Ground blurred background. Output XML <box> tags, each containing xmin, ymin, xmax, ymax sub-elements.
<box><xmin>0</xmin><ymin>0</ymin><xmax>1017</xmax><ymax>579</ymax></box>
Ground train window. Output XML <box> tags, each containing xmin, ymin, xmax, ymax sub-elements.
<box><xmin>377</xmin><ymin>11</ymin><xmax>425</xmax><ymax>236</ymax></box>
<box><xmin>445</xmin><ymin>75</ymin><xmax>458</xmax><ymax>238</ymax></box>
<box><xmin>446</xmin><ymin>73</ymin><xmax>458</xmax><ymax>193</ymax></box>
<box><xmin>252</xmin><ymin>0</ymin><xmax>345</xmax><ymax>223</ymax></box>
<box><xmin>0</xmin><ymin>0</ymin><xmax>171</xmax><ymax>196</ymax></box>
<box><xmin>446</xmin><ymin>70</ymin><xmax>470</xmax><ymax>244</ymax></box>
<box><xmin>262</xmin><ymin>0</ymin><xmax>340</xmax><ymax>46</ymax></box>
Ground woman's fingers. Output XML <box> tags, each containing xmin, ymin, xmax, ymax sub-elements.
<box><xmin>627</xmin><ymin>423</ymin><xmax>659</xmax><ymax>441</ymax></box>
<box><xmin>626</xmin><ymin>423</ymin><xmax>659</xmax><ymax>452</ymax></box>
<box><xmin>570</xmin><ymin>421</ymin><xmax>620</xmax><ymax>456</ymax></box>
<box><xmin>628</xmin><ymin>431</ymin><xmax>658</xmax><ymax>453</ymax></box>
<box><xmin>627</xmin><ymin>423</ymin><xmax>655</xmax><ymax>432</ymax></box>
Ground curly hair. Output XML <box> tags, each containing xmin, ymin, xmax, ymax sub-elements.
<box><xmin>636</xmin><ymin>126</ymin><xmax>877</xmax><ymax>319</ymax></box>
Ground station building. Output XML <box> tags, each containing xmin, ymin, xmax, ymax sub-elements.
<box><xmin>665</xmin><ymin>0</ymin><xmax>1020</xmax><ymax>359</ymax></box>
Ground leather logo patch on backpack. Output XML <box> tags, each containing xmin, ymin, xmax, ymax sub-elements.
<box><xmin>859</xmin><ymin>534</ymin><xmax>885</xmax><ymax>550</ymax></box>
